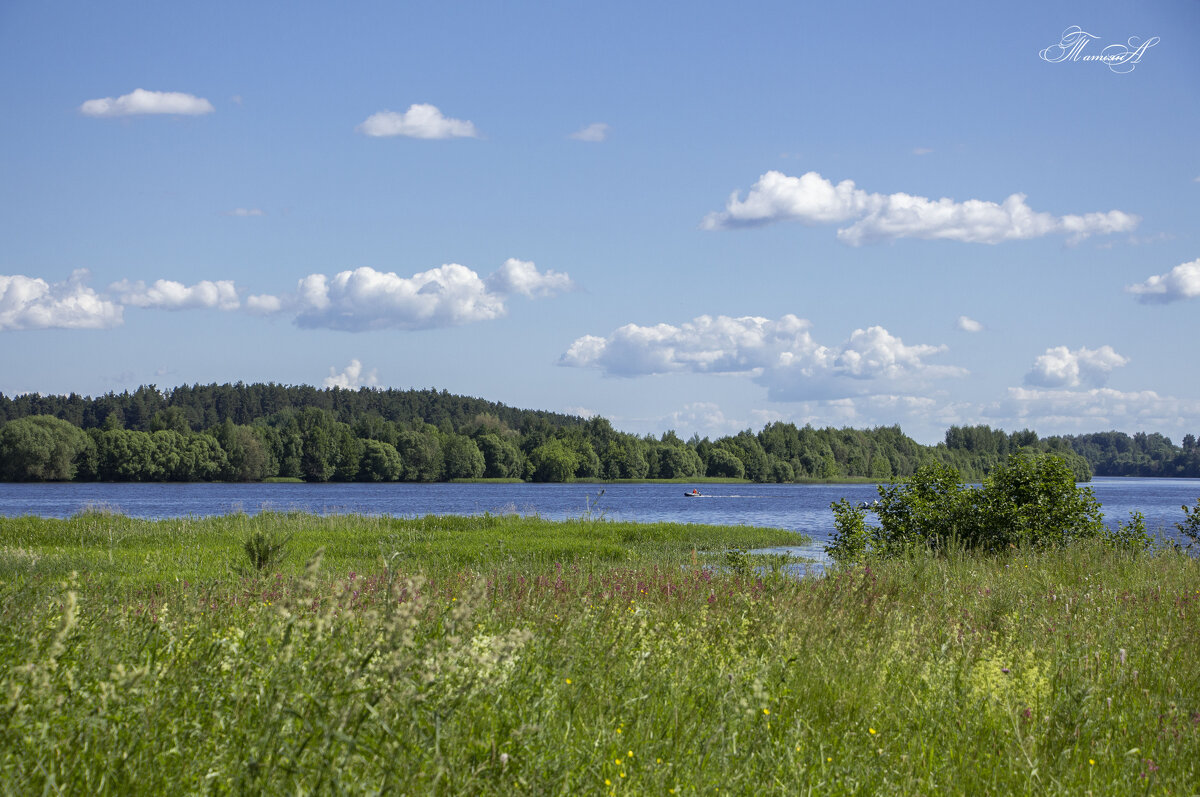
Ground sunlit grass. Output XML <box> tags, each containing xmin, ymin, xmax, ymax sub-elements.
<box><xmin>0</xmin><ymin>513</ymin><xmax>1196</xmax><ymax>793</ymax></box>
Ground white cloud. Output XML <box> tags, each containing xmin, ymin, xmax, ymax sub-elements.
<box><xmin>226</xmin><ymin>208</ymin><xmax>264</xmax><ymax>217</ymax></box>
<box><xmin>0</xmin><ymin>270</ymin><xmax>123</xmax><ymax>331</ymax></box>
<box><xmin>485</xmin><ymin>258</ymin><xmax>574</xmax><ymax>298</ymax></box>
<box><xmin>1024</xmin><ymin>345</ymin><xmax>1129</xmax><ymax>389</ymax></box>
<box><xmin>701</xmin><ymin>170</ymin><xmax>1139</xmax><ymax>245</ymax></box>
<box><xmin>245</xmin><ymin>294</ymin><xmax>283</xmax><ymax>315</ymax></box>
<box><xmin>323</xmin><ymin>359</ymin><xmax>379</xmax><ymax>389</ymax></box>
<box><xmin>561</xmin><ymin>314</ymin><xmax>965</xmax><ymax>399</ymax></box>
<box><xmin>1125</xmin><ymin>258</ymin><xmax>1200</xmax><ymax>303</ymax></box>
<box><xmin>956</xmin><ymin>315</ymin><xmax>983</xmax><ymax>332</ymax></box>
<box><xmin>987</xmin><ymin>387</ymin><xmax>1200</xmax><ymax>439</ymax></box>
<box><xmin>255</xmin><ymin>260</ymin><xmax>569</xmax><ymax>332</ymax></box>
<box><xmin>357</xmin><ymin>104</ymin><xmax>479</xmax><ymax>139</ymax></box>
<box><xmin>109</xmin><ymin>279</ymin><xmax>240</xmax><ymax>311</ymax></box>
<box><xmin>912</xmin><ymin>147</ymin><xmax>933</xmax><ymax>156</ymax></box>
<box><xmin>569</xmin><ymin>122</ymin><xmax>609</xmax><ymax>142</ymax></box>
<box><xmin>79</xmin><ymin>89</ymin><xmax>214</xmax><ymax>117</ymax></box>
<box><xmin>663</xmin><ymin>402</ymin><xmax>745</xmax><ymax>438</ymax></box>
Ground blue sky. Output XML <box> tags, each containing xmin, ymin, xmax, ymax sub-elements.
<box><xmin>1</xmin><ymin>0</ymin><xmax>1197</xmax><ymax>444</ymax></box>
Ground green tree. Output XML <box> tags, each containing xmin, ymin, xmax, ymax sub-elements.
<box><xmin>530</xmin><ymin>439</ymin><xmax>579</xmax><ymax>482</ymax></box>
<box><xmin>443</xmin><ymin>435</ymin><xmax>485</xmax><ymax>479</ymax></box>
<box><xmin>705</xmin><ymin>446</ymin><xmax>745</xmax><ymax>479</ymax></box>
<box><xmin>657</xmin><ymin>444</ymin><xmax>703</xmax><ymax>479</ymax></box>
<box><xmin>395</xmin><ymin>428</ymin><xmax>443</xmax><ymax>482</ymax></box>
<box><xmin>210</xmin><ymin>422</ymin><xmax>270</xmax><ymax>481</ymax></box>
<box><xmin>476</xmin><ymin>433</ymin><xmax>526</xmax><ymax>478</ymax></box>
<box><xmin>358</xmin><ymin>439</ymin><xmax>403</xmax><ymax>481</ymax></box>
<box><xmin>149</xmin><ymin>407</ymin><xmax>193</xmax><ymax>434</ymax></box>
<box><xmin>0</xmin><ymin>416</ymin><xmax>94</xmax><ymax>481</ymax></box>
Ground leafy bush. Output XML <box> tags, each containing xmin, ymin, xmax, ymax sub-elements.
<box><xmin>1177</xmin><ymin>498</ymin><xmax>1200</xmax><ymax>548</ymax></box>
<box><xmin>827</xmin><ymin>452</ymin><xmax>1110</xmax><ymax>562</ymax></box>
<box><xmin>241</xmin><ymin>526</ymin><xmax>293</xmax><ymax>573</ymax></box>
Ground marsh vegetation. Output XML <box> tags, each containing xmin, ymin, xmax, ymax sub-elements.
<box><xmin>1</xmin><ymin>507</ymin><xmax>1197</xmax><ymax>793</ymax></box>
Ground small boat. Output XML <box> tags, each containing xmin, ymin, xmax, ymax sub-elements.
<box><xmin>684</xmin><ymin>490</ymin><xmax>703</xmax><ymax>497</ymax></box>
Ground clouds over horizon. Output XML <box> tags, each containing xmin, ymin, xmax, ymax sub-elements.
<box><xmin>80</xmin><ymin>89</ymin><xmax>214</xmax><ymax>117</ymax></box>
<box><xmin>1126</xmin><ymin>258</ymin><xmax>1200</xmax><ymax>303</ymax></box>
<box><xmin>651</xmin><ymin>385</ymin><xmax>1199</xmax><ymax>447</ymax></box>
<box><xmin>251</xmin><ymin>259</ymin><xmax>573</xmax><ymax>331</ymax></box>
<box><xmin>1024</xmin><ymin>345</ymin><xmax>1128</xmax><ymax>389</ymax></box>
<box><xmin>323</xmin><ymin>359</ymin><xmax>379</xmax><ymax>389</ymax></box>
<box><xmin>701</xmin><ymin>170</ymin><xmax>1139</xmax><ymax>245</ymax></box>
<box><xmin>561</xmin><ymin>314</ymin><xmax>965</xmax><ymax>400</ymax></box>
<box><xmin>357</xmin><ymin>104</ymin><xmax>479</xmax><ymax>139</ymax></box>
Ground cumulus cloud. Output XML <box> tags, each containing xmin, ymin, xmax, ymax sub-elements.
<box><xmin>1125</xmin><ymin>258</ymin><xmax>1200</xmax><ymax>303</ymax></box>
<box><xmin>956</xmin><ymin>315</ymin><xmax>983</xmax><ymax>332</ymax></box>
<box><xmin>701</xmin><ymin>170</ymin><xmax>1139</xmax><ymax>245</ymax></box>
<box><xmin>0</xmin><ymin>270</ymin><xmax>123</xmax><ymax>331</ymax></box>
<box><xmin>561</xmin><ymin>314</ymin><xmax>964</xmax><ymax>400</ymax></box>
<box><xmin>245</xmin><ymin>294</ymin><xmax>284</xmax><ymax>315</ymax></box>
<box><xmin>79</xmin><ymin>89</ymin><xmax>214</xmax><ymax>117</ymax></box>
<box><xmin>357</xmin><ymin>104</ymin><xmax>479</xmax><ymax>139</ymax></box>
<box><xmin>485</xmin><ymin>258</ymin><xmax>574</xmax><ymax>298</ymax></box>
<box><xmin>252</xmin><ymin>260</ymin><xmax>570</xmax><ymax>332</ymax></box>
<box><xmin>569</xmin><ymin>122</ymin><xmax>610</xmax><ymax>142</ymax></box>
<box><xmin>323</xmin><ymin>359</ymin><xmax>379</xmax><ymax>389</ymax></box>
<box><xmin>110</xmin><ymin>279</ymin><xmax>240</xmax><ymax>311</ymax></box>
<box><xmin>1024</xmin><ymin>345</ymin><xmax>1129</xmax><ymax>389</ymax></box>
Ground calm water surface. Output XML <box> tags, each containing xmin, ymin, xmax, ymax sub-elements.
<box><xmin>1</xmin><ymin>478</ymin><xmax>1196</xmax><ymax>555</ymax></box>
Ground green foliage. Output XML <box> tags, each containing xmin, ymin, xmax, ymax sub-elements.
<box><xmin>475</xmin><ymin>433</ymin><xmax>525</xmax><ymax>478</ymax></box>
<box><xmin>826</xmin><ymin>499</ymin><xmax>869</xmax><ymax>563</ymax></box>
<box><xmin>828</xmin><ymin>453</ymin><xmax>1107</xmax><ymax>563</ymax></box>
<box><xmin>394</xmin><ymin>428</ymin><xmax>443</xmax><ymax>482</ymax></box>
<box><xmin>975</xmin><ymin>451</ymin><xmax>1104</xmax><ymax>548</ymax></box>
<box><xmin>7</xmin><ymin>381</ymin><xmax>1196</xmax><ymax>485</ymax></box>
<box><xmin>0</xmin><ymin>415</ymin><xmax>94</xmax><ymax>481</ymax></box>
<box><xmin>239</xmin><ymin>524</ymin><xmax>293</xmax><ymax>573</ymax></box>
<box><xmin>1107</xmin><ymin>511</ymin><xmax>1154</xmax><ymax>552</ymax></box>
<box><xmin>705</xmin><ymin>446</ymin><xmax>745</xmax><ymax>479</ymax></box>
<box><xmin>1062</xmin><ymin>429</ymin><xmax>1200</xmax><ymax>477</ymax></box>
<box><xmin>357</xmin><ymin>439</ymin><xmax>403</xmax><ymax>481</ymax></box>
<box><xmin>1177</xmin><ymin>498</ymin><xmax>1200</xmax><ymax>547</ymax></box>
<box><xmin>530</xmin><ymin>439</ymin><xmax>578</xmax><ymax>482</ymax></box>
<box><xmin>442</xmin><ymin>434</ymin><xmax>486</xmax><ymax>479</ymax></box>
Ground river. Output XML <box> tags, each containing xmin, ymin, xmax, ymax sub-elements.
<box><xmin>1</xmin><ymin>478</ymin><xmax>1196</xmax><ymax>553</ymax></box>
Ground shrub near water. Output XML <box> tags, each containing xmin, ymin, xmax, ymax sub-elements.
<box><xmin>827</xmin><ymin>452</ymin><xmax>1150</xmax><ymax>563</ymax></box>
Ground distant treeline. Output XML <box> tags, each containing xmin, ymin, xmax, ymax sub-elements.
<box><xmin>0</xmin><ymin>382</ymin><xmax>1187</xmax><ymax>484</ymax></box>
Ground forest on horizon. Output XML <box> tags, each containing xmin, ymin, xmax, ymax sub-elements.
<box><xmin>0</xmin><ymin>383</ymin><xmax>1197</xmax><ymax>484</ymax></box>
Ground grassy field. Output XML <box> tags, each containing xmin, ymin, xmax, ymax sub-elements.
<box><xmin>0</xmin><ymin>512</ymin><xmax>1197</xmax><ymax>794</ymax></box>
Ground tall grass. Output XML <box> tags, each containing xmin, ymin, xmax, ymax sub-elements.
<box><xmin>0</xmin><ymin>513</ymin><xmax>1196</xmax><ymax>793</ymax></box>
